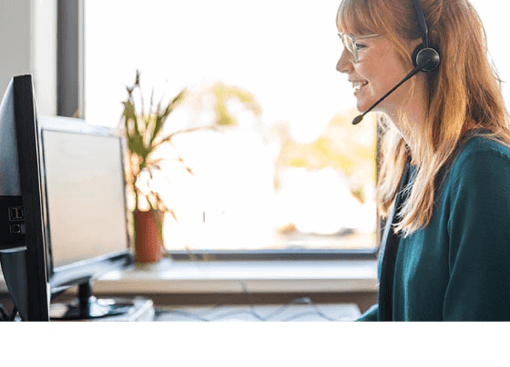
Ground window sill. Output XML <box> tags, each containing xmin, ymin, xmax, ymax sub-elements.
<box><xmin>0</xmin><ymin>258</ymin><xmax>378</xmax><ymax>294</ymax></box>
<box><xmin>92</xmin><ymin>258</ymin><xmax>378</xmax><ymax>294</ymax></box>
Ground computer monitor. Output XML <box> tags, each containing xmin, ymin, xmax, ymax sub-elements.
<box><xmin>0</xmin><ymin>75</ymin><xmax>133</xmax><ymax>321</ymax></box>
<box><xmin>41</xmin><ymin>116</ymin><xmax>133</xmax><ymax>320</ymax></box>
<box><xmin>0</xmin><ymin>75</ymin><xmax>51</xmax><ymax>321</ymax></box>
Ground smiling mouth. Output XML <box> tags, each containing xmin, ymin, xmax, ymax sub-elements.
<box><xmin>352</xmin><ymin>81</ymin><xmax>368</xmax><ymax>92</ymax></box>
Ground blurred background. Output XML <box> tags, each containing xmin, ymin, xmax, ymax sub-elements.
<box><xmin>1</xmin><ymin>0</ymin><xmax>508</xmax><ymax>254</ymax></box>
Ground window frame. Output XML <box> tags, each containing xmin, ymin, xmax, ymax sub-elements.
<box><xmin>57</xmin><ymin>0</ymin><xmax>379</xmax><ymax>261</ymax></box>
<box><xmin>57</xmin><ymin>0</ymin><xmax>84</xmax><ymax>118</ymax></box>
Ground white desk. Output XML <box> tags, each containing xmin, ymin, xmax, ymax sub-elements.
<box><xmin>1</xmin><ymin>258</ymin><xmax>377</xmax><ymax>321</ymax></box>
<box><xmin>155</xmin><ymin>302</ymin><xmax>361</xmax><ymax>321</ymax></box>
<box><xmin>94</xmin><ymin>258</ymin><xmax>376</xmax><ymax>321</ymax></box>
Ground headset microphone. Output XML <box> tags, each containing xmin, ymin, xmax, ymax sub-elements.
<box><xmin>351</xmin><ymin>53</ymin><xmax>439</xmax><ymax>125</ymax></box>
<box><xmin>352</xmin><ymin>0</ymin><xmax>440</xmax><ymax>125</ymax></box>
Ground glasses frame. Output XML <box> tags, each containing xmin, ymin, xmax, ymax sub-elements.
<box><xmin>338</xmin><ymin>32</ymin><xmax>380</xmax><ymax>63</ymax></box>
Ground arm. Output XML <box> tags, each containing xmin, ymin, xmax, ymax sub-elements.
<box><xmin>444</xmin><ymin>148</ymin><xmax>510</xmax><ymax>321</ymax></box>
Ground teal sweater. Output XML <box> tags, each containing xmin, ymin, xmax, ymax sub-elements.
<box><xmin>358</xmin><ymin>134</ymin><xmax>510</xmax><ymax>321</ymax></box>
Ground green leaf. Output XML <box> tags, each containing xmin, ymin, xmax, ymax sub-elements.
<box><xmin>127</xmin><ymin>134</ymin><xmax>147</xmax><ymax>158</ymax></box>
<box><xmin>120</xmin><ymin>71</ymin><xmax>193</xmax><ymax>212</ymax></box>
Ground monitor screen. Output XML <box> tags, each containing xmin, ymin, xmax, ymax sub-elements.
<box><xmin>40</xmin><ymin>118</ymin><xmax>134</xmax><ymax>320</ymax></box>
<box><xmin>42</xmin><ymin>128</ymin><xmax>129</xmax><ymax>269</ymax></box>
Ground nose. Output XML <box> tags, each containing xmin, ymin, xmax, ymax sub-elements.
<box><xmin>336</xmin><ymin>48</ymin><xmax>353</xmax><ymax>74</ymax></box>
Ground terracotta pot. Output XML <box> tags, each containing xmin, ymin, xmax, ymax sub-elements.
<box><xmin>134</xmin><ymin>210</ymin><xmax>164</xmax><ymax>263</ymax></box>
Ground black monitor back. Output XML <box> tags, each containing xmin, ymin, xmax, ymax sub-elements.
<box><xmin>0</xmin><ymin>75</ymin><xmax>50</xmax><ymax>321</ymax></box>
<box><xmin>0</xmin><ymin>75</ymin><xmax>132</xmax><ymax>321</ymax></box>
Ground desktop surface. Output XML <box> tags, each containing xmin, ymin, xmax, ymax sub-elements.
<box><xmin>1</xmin><ymin>256</ymin><xmax>377</xmax><ymax>320</ymax></box>
<box><xmin>154</xmin><ymin>302</ymin><xmax>360</xmax><ymax>322</ymax></box>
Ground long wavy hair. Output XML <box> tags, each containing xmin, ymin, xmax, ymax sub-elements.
<box><xmin>337</xmin><ymin>0</ymin><xmax>510</xmax><ymax>236</ymax></box>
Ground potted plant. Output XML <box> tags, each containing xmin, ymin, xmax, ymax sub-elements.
<box><xmin>120</xmin><ymin>70</ymin><xmax>187</xmax><ymax>263</ymax></box>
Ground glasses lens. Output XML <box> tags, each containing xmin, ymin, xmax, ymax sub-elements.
<box><xmin>344</xmin><ymin>35</ymin><xmax>355</xmax><ymax>53</ymax></box>
<box><xmin>339</xmin><ymin>34</ymin><xmax>357</xmax><ymax>61</ymax></box>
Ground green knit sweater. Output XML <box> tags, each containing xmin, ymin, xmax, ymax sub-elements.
<box><xmin>358</xmin><ymin>134</ymin><xmax>510</xmax><ymax>321</ymax></box>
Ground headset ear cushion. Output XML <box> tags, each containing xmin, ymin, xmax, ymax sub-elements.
<box><xmin>412</xmin><ymin>44</ymin><xmax>441</xmax><ymax>72</ymax></box>
<box><xmin>412</xmin><ymin>44</ymin><xmax>425</xmax><ymax>68</ymax></box>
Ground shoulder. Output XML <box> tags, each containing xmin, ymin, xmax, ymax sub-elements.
<box><xmin>449</xmin><ymin>133</ymin><xmax>510</xmax><ymax>182</ymax></box>
<box><xmin>444</xmin><ymin>134</ymin><xmax>510</xmax><ymax>264</ymax></box>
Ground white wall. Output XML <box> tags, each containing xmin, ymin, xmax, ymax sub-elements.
<box><xmin>0</xmin><ymin>0</ymin><xmax>57</xmax><ymax>116</ymax></box>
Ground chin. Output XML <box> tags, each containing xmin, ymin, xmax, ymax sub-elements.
<box><xmin>356</xmin><ymin>99</ymin><xmax>373</xmax><ymax>114</ymax></box>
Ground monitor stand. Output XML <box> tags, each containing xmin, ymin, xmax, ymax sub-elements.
<box><xmin>50</xmin><ymin>280</ymin><xmax>134</xmax><ymax>321</ymax></box>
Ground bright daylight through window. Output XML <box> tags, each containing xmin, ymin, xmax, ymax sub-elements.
<box><xmin>84</xmin><ymin>0</ymin><xmax>508</xmax><ymax>254</ymax></box>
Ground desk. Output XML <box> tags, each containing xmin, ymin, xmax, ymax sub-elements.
<box><xmin>48</xmin><ymin>300</ymin><xmax>360</xmax><ymax>321</ymax></box>
<box><xmin>155</xmin><ymin>302</ymin><xmax>361</xmax><ymax>321</ymax></box>
<box><xmin>1</xmin><ymin>258</ymin><xmax>378</xmax><ymax>318</ymax></box>
<box><xmin>92</xmin><ymin>258</ymin><xmax>377</xmax><ymax>314</ymax></box>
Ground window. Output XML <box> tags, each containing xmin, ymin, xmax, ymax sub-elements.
<box><xmin>63</xmin><ymin>0</ymin><xmax>509</xmax><ymax>258</ymax></box>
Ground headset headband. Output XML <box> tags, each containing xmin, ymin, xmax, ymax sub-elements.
<box><xmin>412</xmin><ymin>0</ymin><xmax>430</xmax><ymax>48</ymax></box>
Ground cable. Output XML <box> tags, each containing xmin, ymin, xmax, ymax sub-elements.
<box><xmin>239</xmin><ymin>280</ymin><xmax>266</xmax><ymax>321</ymax></box>
<box><xmin>154</xmin><ymin>281</ymin><xmax>342</xmax><ymax>322</ymax></box>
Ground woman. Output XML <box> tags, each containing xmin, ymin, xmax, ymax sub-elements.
<box><xmin>336</xmin><ymin>0</ymin><xmax>510</xmax><ymax>321</ymax></box>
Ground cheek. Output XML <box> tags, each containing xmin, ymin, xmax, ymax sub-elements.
<box><xmin>376</xmin><ymin>65</ymin><xmax>398</xmax><ymax>87</ymax></box>
<box><xmin>359</xmin><ymin>64</ymin><xmax>387</xmax><ymax>92</ymax></box>
<box><xmin>364</xmin><ymin>46</ymin><xmax>409</xmax><ymax>80</ymax></box>
<box><xmin>367</xmin><ymin>60</ymin><xmax>410</xmax><ymax>93</ymax></box>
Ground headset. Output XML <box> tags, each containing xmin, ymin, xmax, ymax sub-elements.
<box><xmin>352</xmin><ymin>0</ymin><xmax>441</xmax><ymax>125</ymax></box>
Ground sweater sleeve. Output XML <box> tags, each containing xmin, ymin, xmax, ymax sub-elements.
<box><xmin>443</xmin><ymin>148</ymin><xmax>510</xmax><ymax>321</ymax></box>
<box><xmin>356</xmin><ymin>304</ymin><xmax>379</xmax><ymax>321</ymax></box>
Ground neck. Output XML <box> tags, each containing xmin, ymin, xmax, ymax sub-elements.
<box><xmin>384</xmin><ymin>80</ymin><xmax>429</xmax><ymax>159</ymax></box>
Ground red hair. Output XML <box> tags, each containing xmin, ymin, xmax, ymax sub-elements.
<box><xmin>338</xmin><ymin>0</ymin><xmax>510</xmax><ymax>235</ymax></box>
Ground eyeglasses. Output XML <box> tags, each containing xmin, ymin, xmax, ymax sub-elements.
<box><xmin>338</xmin><ymin>32</ymin><xmax>380</xmax><ymax>63</ymax></box>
